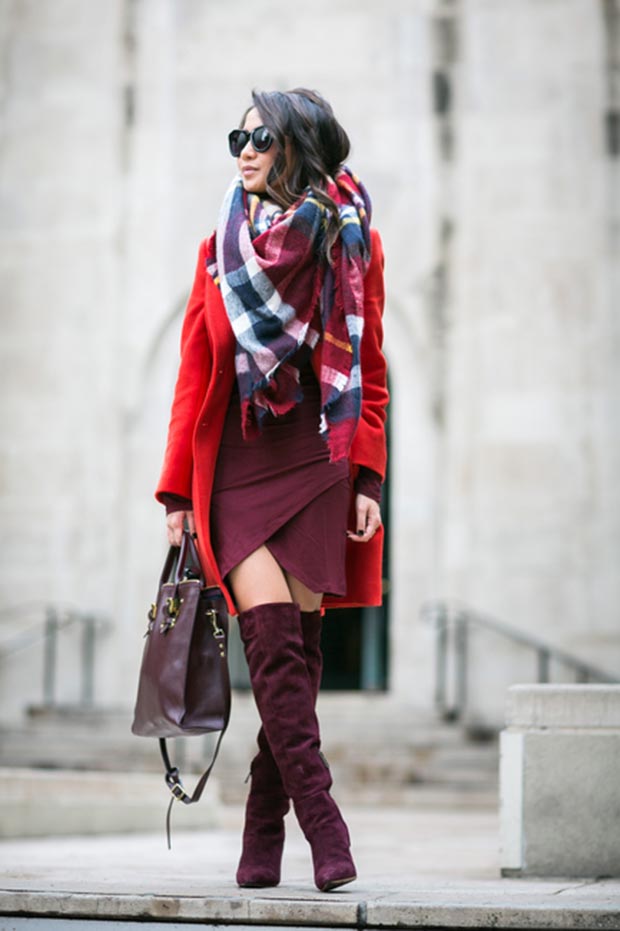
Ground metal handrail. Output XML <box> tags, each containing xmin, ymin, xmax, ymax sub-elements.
<box><xmin>0</xmin><ymin>605</ymin><xmax>110</xmax><ymax>708</ymax></box>
<box><xmin>421</xmin><ymin>599</ymin><xmax>619</xmax><ymax>721</ymax></box>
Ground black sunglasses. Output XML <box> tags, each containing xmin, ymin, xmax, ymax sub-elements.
<box><xmin>228</xmin><ymin>125</ymin><xmax>274</xmax><ymax>158</ymax></box>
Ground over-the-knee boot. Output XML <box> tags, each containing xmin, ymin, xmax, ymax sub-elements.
<box><xmin>237</xmin><ymin>602</ymin><xmax>356</xmax><ymax>892</ymax></box>
<box><xmin>236</xmin><ymin>610</ymin><xmax>322</xmax><ymax>888</ymax></box>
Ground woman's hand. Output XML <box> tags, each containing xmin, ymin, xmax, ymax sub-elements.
<box><xmin>166</xmin><ymin>510</ymin><xmax>196</xmax><ymax>547</ymax></box>
<box><xmin>347</xmin><ymin>494</ymin><xmax>382</xmax><ymax>543</ymax></box>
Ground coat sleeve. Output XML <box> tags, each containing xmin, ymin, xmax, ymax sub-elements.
<box><xmin>155</xmin><ymin>240</ymin><xmax>212</xmax><ymax>504</ymax></box>
<box><xmin>349</xmin><ymin>228</ymin><xmax>389</xmax><ymax>480</ymax></box>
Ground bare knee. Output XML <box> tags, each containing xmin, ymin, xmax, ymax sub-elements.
<box><xmin>229</xmin><ymin>546</ymin><xmax>293</xmax><ymax>613</ymax></box>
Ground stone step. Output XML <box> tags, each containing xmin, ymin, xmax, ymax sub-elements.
<box><xmin>1</xmin><ymin>765</ymin><xmax>499</xmax><ymax>840</ymax></box>
<box><xmin>0</xmin><ymin>767</ymin><xmax>221</xmax><ymax>839</ymax></box>
<box><xmin>0</xmin><ymin>697</ymin><xmax>499</xmax><ymax>805</ymax></box>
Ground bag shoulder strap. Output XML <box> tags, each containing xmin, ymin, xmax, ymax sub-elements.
<box><xmin>159</xmin><ymin>721</ymin><xmax>228</xmax><ymax>849</ymax></box>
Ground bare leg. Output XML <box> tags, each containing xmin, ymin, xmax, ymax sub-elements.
<box><xmin>228</xmin><ymin>545</ymin><xmax>324</xmax><ymax>612</ymax></box>
<box><xmin>284</xmin><ymin>571</ymin><xmax>323</xmax><ymax>612</ymax></box>
<box><xmin>228</xmin><ymin>545</ymin><xmax>293</xmax><ymax>612</ymax></box>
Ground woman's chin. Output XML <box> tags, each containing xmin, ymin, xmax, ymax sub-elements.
<box><xmin>242</xmin><ymin>178</ymin><xmax>266</xmax><ymax>195</ymax></box>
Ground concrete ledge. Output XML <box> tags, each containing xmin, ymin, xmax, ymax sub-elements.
<box><xmin>364</xmin><ymin>897</ymin><xmax>620</xmax><ymax>930</ymax></box>
<box><xmin>2</xmin><ymin>887</ymin><xmax>620</xmax><ymax>929</ymax></box>
<box><xmin>0</xmin><ymin>891</ymin><xmax>357</xmax><ymax>926</ymax></box>
<box><xmin>1</xmin><ymin>892</ymin><xmax>357</xmax><ymax>927</ymax></box>
<box><xmin>506</xmin><ymin>685</ymin><xmax>620</xmax><ymax>729</ymax></box>
<box><xmin>501</xmin><ymin>685</ymin><xmax>620</xmax><ymax>878</ymax></box>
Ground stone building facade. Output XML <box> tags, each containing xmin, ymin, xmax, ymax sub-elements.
<box><xmin>1</xmin><ymin>0</ymin><xmax>618</xmax><ymax>727</ymax></box>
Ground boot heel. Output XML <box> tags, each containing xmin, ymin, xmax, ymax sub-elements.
<box><xmin>321</xmin><ymin>874</ymin><xmax>357</xmax><ymax>892</ymax></box>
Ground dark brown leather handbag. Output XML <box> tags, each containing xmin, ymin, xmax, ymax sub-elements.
<box><xmin>132</xmin><ymin>530</ymin><xmax>230</xmax><ymax>842</ymax></box>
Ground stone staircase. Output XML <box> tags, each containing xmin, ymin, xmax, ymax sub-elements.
<box><xmin>0</xmin><ymin>692</ymin><xmax>499</xmax><ymax>811</ymax></box>
<box><xmin>219</xmin><ymin>692</ymin><xmax>498</xmax><ymax>805</ymax></box>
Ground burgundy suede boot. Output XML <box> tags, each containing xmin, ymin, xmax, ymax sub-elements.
<box><xmin>236</xmin><ymin>610</ymin><xmax>323</xmax><ymax>888</ymax></box>
<box><xmin>237</xmin><ymin>602</ymin><xmax>355</xmax><ymax>893</ymax></box>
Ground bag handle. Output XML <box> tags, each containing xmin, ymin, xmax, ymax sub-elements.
<box><xmin>159</xmin><ymin>531</ymin><xmax>206</xmax><ymax>591</ymax></box>
<box><xmin>158</xmin><ymin>544</ymin><xmax>179</xmax><ymax>588</ymax></box>
<box><xmin>180</xmin><ymin>531</ymin><xmax>206</xmax><ymax>585</ymax></box>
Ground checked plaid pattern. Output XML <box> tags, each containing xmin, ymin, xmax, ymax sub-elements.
<box><xmin>205</xmin><ymin>166</ymin><xmax>372</xmax><ymax>463</ymax></box>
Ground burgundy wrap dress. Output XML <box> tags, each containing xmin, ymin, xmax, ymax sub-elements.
<box><xmin>210</xmin><ymin>361</ymin><xmax>350</xmax><ymax>596</ymax></box>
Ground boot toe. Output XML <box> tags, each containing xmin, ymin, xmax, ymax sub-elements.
<box><xmin>315</xmin><ymin>852</ymin><xmax>357</xmax><ymax>893</ymax></box>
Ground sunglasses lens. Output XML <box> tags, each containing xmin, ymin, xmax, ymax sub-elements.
<box><xmin>228</xmin><ymin>129</ymin><xmax>247</xmax><ymax>157</ymax></box>
<box><xmin>228</xmin><ymin>126</ymin><xmax>273</xmax><ymax>157</ymax></box>
<box><xmin>252</xmin><ymin>126</ymin><xmax>272</xmax><ymax>152</ymax></box>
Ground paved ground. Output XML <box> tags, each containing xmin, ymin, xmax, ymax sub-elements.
<box><xmin>0</xmin><ymin>799</ymin><xmax>619</xmax><ymax>929</ymax></box>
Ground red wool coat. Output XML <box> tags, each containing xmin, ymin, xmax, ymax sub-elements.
<box><xmin>156</xmin><ymin>228</ymin><xmax>389</xmax><ymax>616</ymax></box>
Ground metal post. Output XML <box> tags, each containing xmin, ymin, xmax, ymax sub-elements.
<box><xmin>43</xmin><ymin>606</ymin><xmax>58</xmax><ymax>707</ymax></box>
<box><xmin>435</xmin><ymin>605</ymin><xmax>448</xmax><ymax>714</ymax></box>
<box><xmin>81</xmin><ymin>615</ymin><xmax>96</xmax><ymax>706</ymax></box>
<box><xmin>453</xmin><ymin>612</ymin><xmax>468</xmax><ymax>721</ymax></box>
<box><xmin>537</xmin><ymin>648</ymin><xmax>551</xmax><ymax>683</ymax></box>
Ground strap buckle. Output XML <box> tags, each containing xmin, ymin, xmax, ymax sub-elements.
<box><xmin>169</xmin><ymin>782</ymin><xmax>190</xmax><ymax>803</ymax></box>
<box><xmin>165</xmin><ymin>768</ymin><xmax>191</xmax><ymax>804</ymax></box>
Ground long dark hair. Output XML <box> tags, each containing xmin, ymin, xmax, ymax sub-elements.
<box><xmin>243</xmin><ymin>88</ymin><xmax>351</xmax><ymax>260</ymax></box>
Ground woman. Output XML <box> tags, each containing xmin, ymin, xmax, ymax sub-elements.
<box><xmin>156</xmin><ymin>88</ymin><xmax>388</xmax><ymax>892</ymax></box>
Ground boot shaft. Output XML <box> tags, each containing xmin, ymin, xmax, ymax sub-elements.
<box><xmin>238</xmin><ymin>602</ymin><xmax>331</xmax><ymax>800</ymax></box>
<box><xmin>237</xmin><ymin>601</ymin><xmax>356</xmax><ymax>892</ymax></box>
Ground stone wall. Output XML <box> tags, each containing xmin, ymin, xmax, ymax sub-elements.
<box><xmin>439</xmin><ymin>0</ymin><xmax>620</xmax><ymax>721</ymax></box>
<box><xmin>0</xmin><ymin>0</ymin><xmax>617</xmax><ymax>724</ymax></box>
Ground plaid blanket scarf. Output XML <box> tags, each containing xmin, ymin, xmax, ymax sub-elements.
<box><xmin>205</xmin><ymin>166</ymin><xmax>372</xmax><ymax>462</ymax></box>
